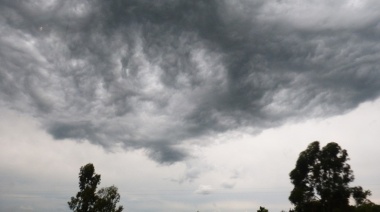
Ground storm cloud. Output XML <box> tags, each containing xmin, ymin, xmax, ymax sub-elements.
<box><xmin>1</xmin><ymin>0</ymin><xmax>380</xmax><ymax>163</ymax></box>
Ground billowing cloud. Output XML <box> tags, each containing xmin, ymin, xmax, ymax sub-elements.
<box><xmin>1</xmin><ymin>0</ymin><xmax>380</xmax><ymax>164</ymax></box>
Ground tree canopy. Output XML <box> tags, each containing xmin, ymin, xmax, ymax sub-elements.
<box><xmin>68</xmin><ymin>163</ymin><xmax>123</xmax><ymax>212</ymax></box>
<box><xmin>257</xmin><ymin>206</ymin><xmax>269</xmax><ymax>212</ymax></box>
<box><xmin>289</xmin><ymin>141</ymin><xmax>371</xmax><ymax>212</ymax></box>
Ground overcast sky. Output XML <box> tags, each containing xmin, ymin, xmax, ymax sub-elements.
<box><xmin>1</xmin><ymin>0</ymin><xmax>380</xmax><ymax>211</ymax></box>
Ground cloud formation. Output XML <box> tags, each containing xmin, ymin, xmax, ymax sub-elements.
<box><xmin>195</xmin><ymin>185</ymin><xmax>213</xmax><ymax>195</ymax></box>
<box><xmin>1</xmin><ymin>0</ymin><xmax>380</xmax><ymax>163</ymax></box>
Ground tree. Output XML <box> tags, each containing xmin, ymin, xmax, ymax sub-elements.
<box><xmin>94</xmin><ymin>186</ymin><xmax>123</xmax><ymax>212</ymax></box>
<box><xmin>68</xmin><ymin>163</ymin><xmax>101</xmax><ymax>211</ymax></box>
<box><xmin>351</xmin><ymin>186</ymin><xmax>372</xmax><ymax>206</ymax></box>
<box><xmin>68</xmin><ymin>163</ymin><xmax>123</xmax><ymax>212</ymax></box>
<box><xmin>289</xmin><ymin>141</ymin><xmax>371</xmax><ymax>212</ymax></box>
<box><xmin>257</xmin><ymin>206</ymin><xmax>269</xmax><ymax>212</ymax></box>
<box><xmin>354</xmin><ymin>202</ymin><xmax>380</xmax><ymax>212</ymax></box>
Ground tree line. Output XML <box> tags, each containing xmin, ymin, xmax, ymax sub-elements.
<box><xmin>68</xmin><ymin>141</ymin><xmax>379</xmax><ymax>212</ymax></box>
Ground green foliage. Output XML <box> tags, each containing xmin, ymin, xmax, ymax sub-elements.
<box><xmin>257</xmin><ymin>206</ymin><xmax>269</xmax><ymax>212</ymax></box>
<box><xmin>94</xmin><ymin>186</ymin><xmax>123</xmax><ymax>212</ymax></box>
<box><xmin>354</xmin><ymin>202</ymin><xmax>380</xmax><ymax>212</ymax></box>
<box><xmin>68</xmin><ymin>164</ymin><xmax>101</xmax><ymax>212</ymax></box>
<box><xmin>68</xmin><ymin>163</ymin><xmax>123</xmax><ymax>212</ymax></box>
<box><xmin>289</xmin><ymin>141</ymin><xmax>371</xmax><ymax>212</ymax></box>
<box><xmin>352</xmin><ymin>186</ymin><xmax>372</xmax><ymax>206</ymax></box>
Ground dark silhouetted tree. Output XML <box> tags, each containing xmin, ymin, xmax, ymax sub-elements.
<box><xmin>68</xmin><ymin>163</ymin><xmax>123</xmax><ymax>212</ymax></box>
<box><xmin>354</xmin><ymin>202</ymin><xmax>380</xmax><ymax>212</ymax></box>
<box><xmin>257</xmin><ymin>206</ymin><xmax>269</xmax><ymax>212</ymax></box>
<box><xmin>352</xmin><ymin>186</ymin><xmax>372</xmax><ymax>206</ymax></box>
<box><xmin>94</xmin><ymin>186</ymin><xmax>123</xmax><ymax>212</ymax></box>
<box><xmin>289</xmin><ymin>141</ymin><xmax>371</xmax><ymax>212</ymax></box>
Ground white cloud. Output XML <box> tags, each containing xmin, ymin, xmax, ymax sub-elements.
<box><xmin>195</xmin><ymin>185</ymin><xmax>213</xmax><ymax>195</ymax></box>
<box><xmin>259</xmin><ymin>0</ymin><xmax>380</xmax><ymax>30</ymax></box>
<box><xmin>221</xmin><ymin>181</ymin><xmax>236</xmax><ymax>189</ymax></box>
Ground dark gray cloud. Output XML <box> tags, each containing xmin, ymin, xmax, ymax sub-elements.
<box><xmin>1</xmin><ymin>0</ymin><xmax>380</xmax><ymax>163</ymax></box>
